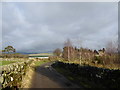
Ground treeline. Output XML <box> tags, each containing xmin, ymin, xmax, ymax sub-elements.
<box><xmin>1</xmin><ymin>53</ymin><xmax>28</xmax><ymax>58</ymax></box>
<box><xmin>53</xmin><ymin>39</ymin><xmax>120</xmax><ymax>68</ymax></box>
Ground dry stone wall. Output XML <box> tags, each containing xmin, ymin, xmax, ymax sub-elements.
<box><xmin>52</xmin><ymin>61</ymin><xmax>120</xmax><ymax>88</ymax></box>
<box><xmin>0</xmin><ymin>59</ymin><xmax>33</xmax><ymax>89</ymax></box>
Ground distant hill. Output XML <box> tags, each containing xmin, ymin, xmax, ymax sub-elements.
<box><xmin>17</xmin><ymin>51</ymin><xmax>53</xmax><ymax>55</ymax></box>
<box><xmin>29</xmin><ymin>53</ymin><xmax>53</xmax><ymax>57</ymax></box>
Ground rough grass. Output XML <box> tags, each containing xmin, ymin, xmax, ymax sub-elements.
<box><xmin>59</xmin><ymin>59</ymin><xmax>120</xmax><ymax>70</ymax></box>
<box><xmin>21</xmin><ymin>62</ymin><xmax>35</xmax><ymax>88</ymax></box>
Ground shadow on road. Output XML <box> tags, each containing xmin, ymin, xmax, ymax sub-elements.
<box><xmin>30</xmin><ymin>62</ymin><xmax>81</xmax><ymax>88</ymax></box>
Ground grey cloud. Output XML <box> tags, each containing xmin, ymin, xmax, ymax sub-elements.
<box><xmin>2</xmin><ymin>2</ymin><xmax>118</xmax><ymax>53</ymax></box>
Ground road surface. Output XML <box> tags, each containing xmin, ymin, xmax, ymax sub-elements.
<box><xmin>30</xmin><ymin>62</ymin><xmax>81</xmax><ymax>88</ymax></box>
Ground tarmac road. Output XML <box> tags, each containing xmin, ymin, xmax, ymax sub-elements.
<box><xmin>30</xmin><ymin>62</ymin><xmax>81</xmax><ymax>88</ymax></box>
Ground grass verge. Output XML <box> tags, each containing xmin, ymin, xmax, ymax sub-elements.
<box><xmin>34</xmin><ymin>60</ymin><xmax>50</xmax><ymax>67</ymax></box>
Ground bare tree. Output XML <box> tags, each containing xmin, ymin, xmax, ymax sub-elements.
<box><xmin>53</xmin><ymin>48</ymin><xmax>62</xmax><ymax>57</ymax></box>
<box><xmin>64</xmin><ymin>39</ymin><xmax>72</xmax><ymax>47</ymax></box>
<box><xmin>105</xmin><ymin>40</ymin><xmax>119</xmax><ymax>64</ymax></box>
<box><xmin>76</xmin><ymin>39</ymin><xmax>83</xmax><ymax>64</ymax></box>
<box><xmin>106</xmin><ymin>40</ymin><xmax>118</xmax><ymax>55</ymax></box>
<box><xmin>63</xmin><ymin>39</ymin><xmax>73</xmax><ymax>62</ymax></box>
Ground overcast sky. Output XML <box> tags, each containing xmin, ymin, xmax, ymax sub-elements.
<box><xmin>2</xmin><ymin>2</ymin><xmax>118</xmax><ymax>53</ymax></box>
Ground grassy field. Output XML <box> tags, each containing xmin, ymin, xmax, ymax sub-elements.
<box><xmin>34</xmin><ymin>60</ymin><xmax>50</xmax><ymax>67</ymax></box>
<box><xmin>0</xmin><ymin>61</ymin><xmax>17</xmax><ymax>66</ymax></box>
<box><xmin>0</xmin><ymin>59</ymin><xmax>50</xmax><ymax>66</ymax></box>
